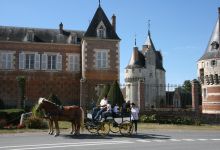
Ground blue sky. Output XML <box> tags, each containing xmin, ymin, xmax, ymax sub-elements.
<box><xmin>0</xmin><ymin>0</ymin><xmax>219</xmax><ymax>85</ymax></box>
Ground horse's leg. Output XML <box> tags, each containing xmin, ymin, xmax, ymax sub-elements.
<box><xmin>74</xmin><ymin>121</ymin><xmax>80</xmax><ymax>135</ymax></box>
<box><xmin>54</xmin><ymin>120</ymin><xmax>60</xmax><ymax>137</ymax></box>
<box><xmin>70</xmin><ymin>122</ymin><xmax>74</xmax><ymax>134</ymax></box>
<box><xmin>51</xmin><ymin>120</ymin><xmax>54</xmax><ymax>135</ymax></box>
<box><xmin>48</xmin><ymin>119</ymin><xmax>51</xmax><ymax>135</ymax></box>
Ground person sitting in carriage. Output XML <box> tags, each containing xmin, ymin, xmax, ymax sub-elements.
<box><xmin>92</xmin><ymin>95</ymin><xmax>108</xmax><ymax>121</ymax></box>
<box><xmin>101</xmin><ymin>101</ymin><xmax>112</xmax><ymax>120</ymax></box>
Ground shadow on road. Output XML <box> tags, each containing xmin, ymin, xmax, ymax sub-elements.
<box><xmin>61</xmin><ymin>133</ymin><xmax>171</xmax><ymax>140</ymax></box>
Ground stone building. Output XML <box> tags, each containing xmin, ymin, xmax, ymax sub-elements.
<box><xmin>197</xmin><ymin>7</ymin><xmax>220</xmax><ymax>114</ymax></box>
<box><xmin>124</xmin><ymin>30</ymin><xmax>166</xmax><ymax>110</ymax></box>
<box><xmin>0</xmin><ymin>4</ymin><xmax>120</xmax><ymax>108</ymax></box>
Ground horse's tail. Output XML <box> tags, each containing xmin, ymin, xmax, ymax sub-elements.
<box><xmin>80</xmin><ymin>107</ymin><xmax>84</xmax><ymax>131</ymax></box>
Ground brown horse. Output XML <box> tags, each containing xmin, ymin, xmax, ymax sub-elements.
<box><xmin>37</xmin><ymin>98</ymin><xmax>84</xmax><ymax>136</ymax></box>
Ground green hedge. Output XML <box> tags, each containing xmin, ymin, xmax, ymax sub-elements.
<box><xmin>0</xmin><ymin>109</ymin><xmax>25</xmax><ymax>125</ymax></box>
<box><xmin>25</xmin><ymin>117</ymin><xmax>48</xmax><ymax>129</ymax></box>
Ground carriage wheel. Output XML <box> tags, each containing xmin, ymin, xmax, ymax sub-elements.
<box><xmin>119</xmin><ymin>121</ymin><xmax>133</xmax><ymax>136</ymax></box>
<box><xmin>109</xmin><ymin>121</ymin><xmax>120</xmax><ymax>133</ymax></box>
<box><xmin>97</xmin><ymin>122</ymin><xmax>110</xmax><ymax>136</ymax></box>
<box><xmin>85</xmin><ymin>121</ymin><xmax>97</xmax><ymax>134</ymax></box>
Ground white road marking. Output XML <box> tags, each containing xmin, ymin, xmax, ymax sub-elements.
<box><xmin>136</xmin><ymin>139</ymin><xmax>151</xmax><ymax>143</ymax></box>
<box><xmin>182</xmin><ymin>139</ymin><xmax>195</xmax><ymax>142</ymax></box>
<box><xmin>197</xmin><ymin>139</ymin><xmax>208</xmax><ymax>141</ymax></box>
<box><xmin>0</xmin><ymin>141</ymin><xmax>133</xmax><ymax>150</ymax></box>
<box><xmin>211</xmin><ymin>139</ymin><xmax>220</xmax><ymax>141</ymax></box>
<box><xmin>169</xmin><ymin>139</ymin><xmax>181</xmax><ymax>142</ymax></box>
<box><xmin>152</xmin><ymin>140</ymin><xmax>166</xmax><ymax>142</ymax></box>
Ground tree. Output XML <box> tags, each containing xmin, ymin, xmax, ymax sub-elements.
<box><xmin>48</xmin><ymin>93</ymin><xmax>62</xmax><ymax>106</ymax></box>
<box><xmin>107</xmin><ymin>80</ymin><xmax>124</xmax><ymax>106</ymax></box>
<box><xmin>16</xmin><ymin>76</ymin><xmax>26</xmax><ymax>109</ymax></box>
<box><xmin>96</xmin><ymin>84</ymin><xmax>110</xmax><ymax>105</ymax></box>
<box><xmin>182</xmin><ymin>80</ymin><xmax>191</xmax><ymax>93</ymax></box>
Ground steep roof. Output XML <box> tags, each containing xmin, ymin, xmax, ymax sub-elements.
<box><xmin>199</xmin><ymin>19</ymin><xmax>220</xmax><ymax>61</ymax></box>
<box><xmin>144</xmin><ymin>30</ymin><xmax>156</xmax><ymax>51</ymax></box>
<box><xmin>155</xmin><ymin>51</ymin><xmax>166</xmax><ymax>71</ymax></box>
<box><xmin>0</xmin><ymin>25</ymin><xmax>85</xmax><ymax>44</ymax></box>
<box><xmin>126</xmin><ymin>47</ymin><xmax>145</xmax><ymax>69</ymax></box>
<box><xmin>84</xmin><ymin>6</ymin><xmax>120</xmax><ymax>40</ymax></box>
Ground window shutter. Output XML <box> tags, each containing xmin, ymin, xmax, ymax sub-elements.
<box><xmin>41</xmin><ymin>54</ymin><xmax>47</xmax><ymax>70</ymax></box>
<box><xmin>35</xmin><ymin>53</ymin><xmax>40</xmax><ymax>70</ymax></box>
<box><xmin>69</xmin><ymin>55</ymin><xmax>73</xmax><ymax>71</ymax></box>
<box><xmin>7</xmin><ymin>54</ymin><xmax>12</xmax><ymax>69</ymax></box>
<box><xmin>75</xmin><ymin>55</ymin><xmax>79</xmax><ymax>71</ymax></box>
<box><xmin>19</xmin><ymin>53</ymin><xmax>25</xmax><ymax>69</ymax></box>
<box><xmin>57</xmin><ymin>54</ymin><xmax>62</xmax><ymax>70</ymax></box>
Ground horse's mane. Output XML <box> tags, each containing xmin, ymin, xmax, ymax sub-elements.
<box><xmin>38</xmin><ymin>97</ymin><xmax>57</xmax><ymax>106</ymax></box>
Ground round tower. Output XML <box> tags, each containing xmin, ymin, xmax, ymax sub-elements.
<box><xmin>197</xmin><ymin>7</ymin><xmax>220</xmax><ymax>114</ymax></box>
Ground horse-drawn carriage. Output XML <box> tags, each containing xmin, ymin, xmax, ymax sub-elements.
<box><xmin>84</xmin><ymin>111</ymin><xmax>134</xmax><ymax>136</ymax></box>
<box><xmin>37</xmin><ymin>98</ymin><xmax>134</xmax><ymax>136</ymax></box>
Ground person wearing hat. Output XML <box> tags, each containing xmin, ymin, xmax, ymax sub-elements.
<box><xmin>130</xmin><ymin>102</ymin><xmax>139</xmax><ymax>134</ymax></box>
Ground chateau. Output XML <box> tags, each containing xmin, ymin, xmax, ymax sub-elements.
<box><xmin>124</xmin><ymin>30</ymin><xmax>166</xmax><ymax>109</ymax></box>
<box><xmin>197</xmin><ymin>8</ymin><xmax>220</xmax><ymax>114</ymax></box>
<box><xmin>0</xmin><ymin>4</ymin><xmax>120</xmax><ymax>108</ymax></box>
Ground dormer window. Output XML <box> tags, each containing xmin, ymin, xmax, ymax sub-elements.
<box><xmin>27</xmin><ymin>31</ymin><xmax>34</xmax><ymax>42</ymax></box>
<box><xmin>211</xmin><ymin>41</ymin><xmax>219</xmax><ymax>50</ymax></box>
<box><xmin>97</xmin><ymin>21</ymin><xmax>106</xmax><ymax>38</ymax></box>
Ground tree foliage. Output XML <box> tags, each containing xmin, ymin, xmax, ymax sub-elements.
<box><xmin>97</xmin><ymin>84</ymin><xmax>110</xmax><ymax>105</ymax></box>
<box><xmin>182</xmin><ymin>80</ymin><xmax>191</xmax><ymax>93</ymax></box>
<box><xmin>107</xmin><ymin>80</ymin><xmax>124</xmax><ymax>106</ymax></box>
<box><xmin>16</xmin><ymin>76</ymin><xmax>26</xmax><ymax>109</ymax></box>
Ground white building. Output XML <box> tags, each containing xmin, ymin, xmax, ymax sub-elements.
<box><xmin>125</xmin><ymin>30</ymin><xmax>166</xmax><ymax>109</ymax></box>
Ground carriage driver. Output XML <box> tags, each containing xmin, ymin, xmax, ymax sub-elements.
<box><xmin>92</xmin><ymin>95</ymin><xmax>108</xmax><ymax>121</ymax></box>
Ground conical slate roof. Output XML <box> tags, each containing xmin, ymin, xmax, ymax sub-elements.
<box><xmin>126</xmin><ymin>47</ymin><xmax>145</xmax><ymax>69</ymax></box>
<box><xmin>84</xmin><ymin>6</ymin><xmax>120</xmax><ymax>40</ymax></box>
<box><xmin>199</xmin><ymin>19</ymin><xmax>220</xmax><ymax>61</ymax></box>
<box><xmin>144</xmin><ymin>30</ymin><xmax>156</xmax><ymax>51</ymax></box>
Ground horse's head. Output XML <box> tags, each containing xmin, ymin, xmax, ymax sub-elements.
<box><xmin>36</xmin><ymin>97</ymin><xmax>46</xmax><ymax>111</ymax></box>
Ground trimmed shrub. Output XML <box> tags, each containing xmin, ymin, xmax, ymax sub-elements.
<box><xmin>0</xmin><ymin>109</ymin><xmax>25</xmax><ymax>125</ymax></box>
<box><xmin>140</xmin><ymin>114</ymin><xmax>157</xmax><ymax>123</ymax></box>
<box><xmin>32</xmin><ymin>104</ymin><xmax>44</xmax><ymax>118</ymax></box>
<box><xmin>0</xmin><ymin>119</ymin><xmax>7</xmax><ymax>129</ymax></box>
<box><xmin>25</xmin><ymin>117</ymin><xmax>48</xmax><ymax>129</ymax></box>
<box><xmin>0</xmin><ymin>98</ymin><xmax>5</xmax><ymax>109</ymax></box>
<box><xmin>107</xmin><ymin>80</ymin><xmax>125</xmax><ymax>106</ymax></box>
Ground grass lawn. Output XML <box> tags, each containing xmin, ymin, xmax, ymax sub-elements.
<box><xmin>0</xmin><ymin>122</ymin><xmax>220</xmax><ymax>134</ymax></box>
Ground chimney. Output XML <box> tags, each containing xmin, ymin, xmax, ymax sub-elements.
<box><xmin>59</xmin><ymin>22</ymin><xmax>63</xmax><ymax>34</ymax></box>
<box><xmin>111</xmin><ymin>14</ymin><xmax>116</xmax><ymax>31</ymax></box>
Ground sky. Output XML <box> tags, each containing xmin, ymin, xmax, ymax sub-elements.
<box><xmin>0</xmin><ymin>0</ymin><xmax>219</xmax><ymax>86</ymax></box>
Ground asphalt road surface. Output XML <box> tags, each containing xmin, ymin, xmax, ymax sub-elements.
<box><xmin>0</xmin><ymin>130</ymin><xmax>220</xmax><ymax>150</ymax></box>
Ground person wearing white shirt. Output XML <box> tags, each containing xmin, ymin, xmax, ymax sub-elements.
<box><xmin>93</xmin><ymin>95</ymin><xmax>108</xmax><ymax>121</ymax></box>
<box><xmin>130</xmin><ymin>103</ymin><xmax>139</xmax><ymax>134</ymax></box>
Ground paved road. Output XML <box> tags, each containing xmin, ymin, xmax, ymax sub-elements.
<box><xmin>0</xmin><ymin>130</ymin><xmax>220</xmax><ymax>150</ymax></box>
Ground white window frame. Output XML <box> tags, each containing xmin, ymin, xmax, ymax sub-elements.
<box><xmin>41</xmin><ymin>52</ymin><xmax>62</xmax><ymax>71</ymax></box>
<box><xmin>19</xmin><ymin>52</ymin><xmax>40</xmax><ymax>70</ymax></box>
<box><xmin>25</xmin><ymin>54</ymin><xmax>35</xmax><ymax>69</ymax></box>
<box><xmin>67</xmin><ymin>54</ymin><xmax>80</xmax><ymax>72</ymax></box>
<box><xmin>94</xmin><ymin>49</ymin><xmax>109</xmax><ymax>69</ymax></box>
<box><xmin>0</xmin><ymin>51</ymin><xmax>14</xmax><ymax>70</ymax></box>
<box><xmin>96</xmin><ymin>21</ymin><xmax>106</xmax><ymax>38</ymax></box>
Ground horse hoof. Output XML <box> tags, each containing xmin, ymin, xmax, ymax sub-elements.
<box><xmin>54</xmin><ymin>133</ymin><xmax>59</xmax><ymax>137</ymax></box>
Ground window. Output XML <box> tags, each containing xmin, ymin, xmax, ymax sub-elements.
<box><xmin>41</xmin><ymin>53</ymin><xmax>62</xmax><ymax>71</ymax></box>
<box><xmin>27</xmin><ymin>31</ymin><xmax>34</xmax><ymax>42</ymax></box>
<box><xmin>95</xmin><ymin>50</ymin><xmax>108</xmax><ymax>69</ymax></box>
<box><xmin>68</xmin><ymin>54</ymin><xmax>80</xmax><ymax>72</ymax></box>
<box><xmin>25</xmin><ymin>54</ymin><xmax>35</xmax><ymax>69</ymax></box>
<box><xmin>211</xmin><ymin>60</ymin><xmax>217</xmax><ymax>67</ymax></box>
<box><xmin>47</xmin><ymin>55</ymin><xmax>57</xmax><ymax>70</ymax></box>
<box><xmin>19</xmin><ymin>52</ymin><xmax>40</xmax><ymax>70</ymax></box>
<box><xmin>211</xmin><ymin>41</ymin><xmax>219</xmax><ymax>50</ymax></box>
<box><xmin>96</xmin><ymin>21</ymin><xmax>106</xmax><ymax>38</ymax></box>
<box><xmin>0</xmin><ymin>52</ymin><xmax>13</xmax><ymax>69</ymax></box>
